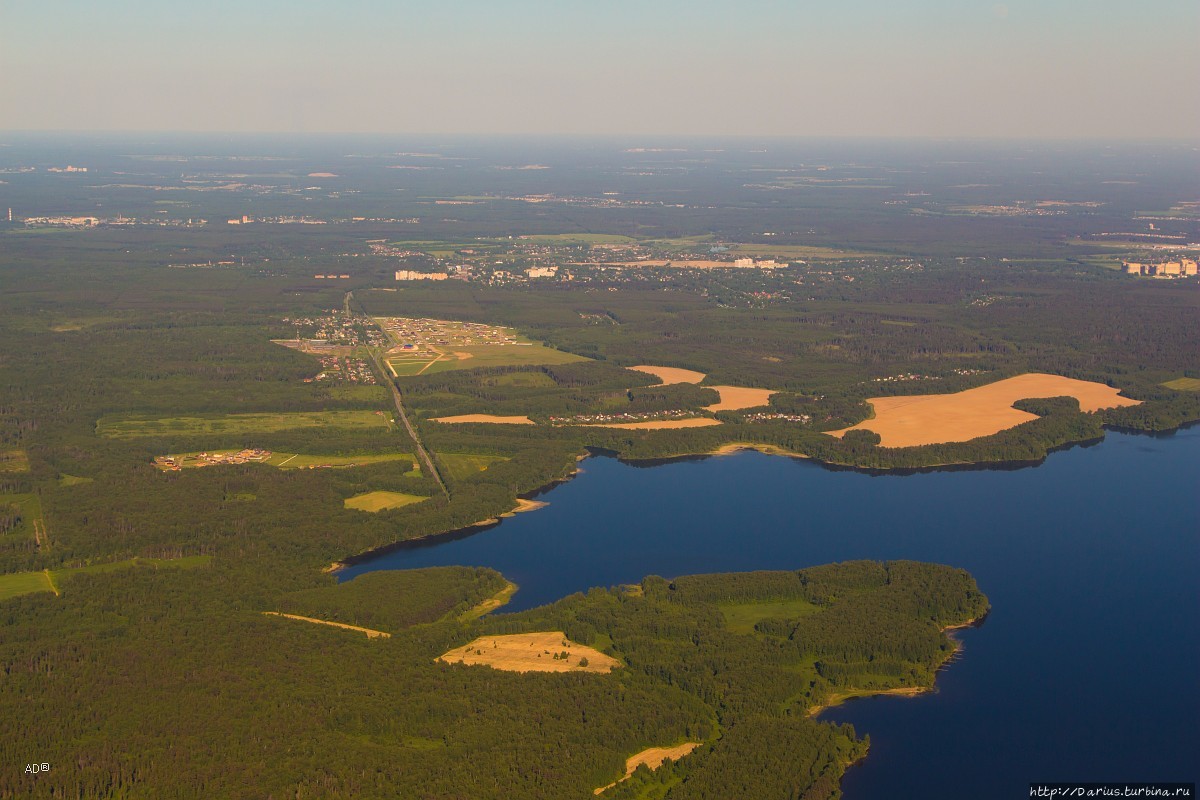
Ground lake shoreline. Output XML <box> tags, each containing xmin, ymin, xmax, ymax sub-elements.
<box><xmin>327</xmin><ymin>419</ymin><xmax>1197</xmax><ymax>575</ymax></box>
<box><xmin>807</xmin><ymin>612</ymin><xmax>988</xmax><ymax>720</ymax></box>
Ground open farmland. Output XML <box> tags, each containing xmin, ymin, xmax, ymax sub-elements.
<box><xmin>437</xmin><ymin>453</ymin><xmax>509</xmax><ymax>481</ymax></box>
<box><xmin>97</xmin><ymin>410</ymin><xmax>393</xmax><ymax>439</ymax></box>
<box><xmin>829</xmin><ymin>373</ymin><xmax>1142</xmax><ymax>447</ymax></box>
<box><xmin>628</xmin><ymin>365</ymin><xmax>707</xmax><ymax>385</ymax></box>
<box><xmin>0</xmin><ymin>556</ymin><xmax>211</xmax><ymax>601</ymax></box>
<box><xmin>343</xmin><ymin>491</ymin><xmax>427</xmax><ymax>512</ymax></box>
<box><xmin>438</xmin><ymin>631</ymin><xmax>620</xmax><ymax>673</ymax></box>
<box><xmin>378</xmin><ymin>316</ymin><xmax>587</xmax><ymax>376</ymax></box>
<box><xmin>0</xmin><ymin>570</ymin><xmax>54</xmax><ymax>601</ymax></box>
<box><xmin>702</xmin><ymin>386</ymin><xmax>777</xmax><ymax>412</ymax></box>
<box><xmin>154</xmin><ymin>450</ymin><xmax>418</xmax><ymax>473</ymax></box>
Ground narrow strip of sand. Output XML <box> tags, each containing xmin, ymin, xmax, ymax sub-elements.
<box><xmin>262</xmin><ymin>611</ymin><xmax>391</xmax><ymax>639</ymax></box>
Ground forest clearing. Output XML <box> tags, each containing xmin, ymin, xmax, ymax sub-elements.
<box><xmin>344</xmin><ymin>491</ymin><xmax>427</xmax><ymax>512</ymax></box>
<box><xmin>438</xmin><ymin>631</ymin><xmax>620</xmax><ymax>673</ymax></box>
<box><xmin>593</xmin><ymin>742</ymin><xmax>703</xmax><ymax>795</ymax></box>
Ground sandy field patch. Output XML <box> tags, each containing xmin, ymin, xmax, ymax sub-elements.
<box><xmin>307</xmin><ymin>172</ymin><xmax>338</xmax><ymax>177</ymax></box>
<box><xmin>590</xmin><ymin>418</ymin><xmax>723</xmax><ymax>430</ymax></box>
<box><xmin>703</xmin><ymin>386</ymin><xmax>776</xmax><ymax>412</ymax></box>
<box><xmin>629</xmin><ymin>365</ymin><xmax>706</xmax><ymax>384</ymax></box>
<box><xmin>262</xmin><ymin>611</ymin><xmax>390</xmax><ymax>639</ymax></box>
<box><xmin>438</xmin><ymin>631</ymin><xmax>619</xmax><ymax>673</ymax></box>
<box><xmin>828</xmin><ymin>373</ymin><xmax>1140</xmax><ymax>448</ymax></box>
<box><xmin>432</xmin><ymin>414</ymin><xmax>536</xmax><ymax>425</ymax></box>
<box><xmin>594</xmin><ymin>743</ymin><xmax>702</xmax><ymax>795</ymax></box>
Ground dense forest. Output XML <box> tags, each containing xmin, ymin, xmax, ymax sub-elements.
<box><xmin>1</xmin><ymin>560</ymin><xmax>986</xmax><ymax>798</ymax></box>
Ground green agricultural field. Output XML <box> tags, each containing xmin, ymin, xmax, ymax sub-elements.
<box><xmin>58</xmin><ymin>474</ymin><xmax>94</xmax><ymax>486</ymax></box>
<box><xmin>1163</xmin><ymin>377</ymin><xmax>1200</xmax><ymax>392</ymax></box>
<box><xmin>98</xmin><ymin>410</ymin><xmax>392</xmax><ymax>439</ymax></box>
<box><xmin>419</xmin><ymin>344</ymin><xmax>587</xmax><ymax>374</ymax></box>
<box><xmin>0</xmin><ymin>570</ymin><xmax>54</xmax><ymax>601</ymax></box>
<box><xmin>0</xmin><ymin>556</ymin><xmax>212</xmax><ymax>601</ymax></box>
<box><xmin>344</xmin><ymin>491</ymin><xmax>427</xmax><ymax>512</ymax></box>
<box><xmin>158</xmin><ymin>451</ymin><xmax>418</xmax><ymax>473</ymax></box>
<box><xmin>438</xmin><ymin>453</ymin><xmax>509</xmax><ymax>481</ymax></box>
<box><xmin>0</xmin><ymin>450</ymin><xmax>30</xmax><ymax>473</ymax></box>
<box><xmin>385</xmin><ymin>358</ymin><xmax>437</xmax><ymax>377</ymax></box>
<box><xmin>719</xmin><ymin>597</ymin><xmax>821</xmax><ymax>635</ymax></box>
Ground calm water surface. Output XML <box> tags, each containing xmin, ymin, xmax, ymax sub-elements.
<box><xmin>342</xmin><ymin>430</ymin><xmax>1200</xmax><ymax>798</ymax></box>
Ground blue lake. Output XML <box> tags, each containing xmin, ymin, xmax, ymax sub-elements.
<box><xmin>341</xmin><ymin>429</ymin><xmax>1200</xmax><ymax>798</ymax></box>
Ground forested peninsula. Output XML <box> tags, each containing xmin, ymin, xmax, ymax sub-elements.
<box><xmin>2</xmin><ymin>560</ymin><xmax>988</xmax><ymax>798</ymax></box>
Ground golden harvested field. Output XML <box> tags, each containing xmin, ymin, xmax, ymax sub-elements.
<box><xmin>703</xmin><ymin>386</ymin><xmax>776</xmax><ymax>412</ymax></box>
<box><xmin>591</xmin><ymin>418</ymin><xmax>722</xmax><ymax>430</ymax></box>
<box><xmin>829</xmin><ymin>373</ymin><xmax>1141</xmax><ymax>448</ymax></box>
<box><xmin>628</xmin><ymin>365</ymin><xmax>707</xmax><ymax>385</ymax></box>
<box><xmin>438</xmin><ymin>631</ymin><xmax>620</xmax><ymax>673</ymax></box>
<box><xmin>594</xmin><ymin>742</ymin><xmax>702</xmax><ymax>795</ymax></box>
<box><xmin>432</xmin><ymin>414</ymin><xmax>536</xmax><ymax>425</ymax></box>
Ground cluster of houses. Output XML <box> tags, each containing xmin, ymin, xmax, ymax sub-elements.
<box><xmin>742</xmin><ymin>412</ymin><xmax>813</xmax><ymax>424</ymax></box>
<box><xmin>547</xmin><ymin>410</ymin><xmax>699</xmax><ymax>425</ymax></box>
<box><xmin>303</xmin><ymin>356</ymin><xmax>377</xmax><ymax>385</ymax></box>
<box><xmin>378</xmin><ymin>317</ymin><xmax>518</xmax><ymax>349</ymax></box>
<box><xmin>154</xmin><ymin>449</ymin><xmax>271</xmax><ymax>471</ymax></box>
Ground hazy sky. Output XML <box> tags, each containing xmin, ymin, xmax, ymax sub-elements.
<box><xmin>2</xmin><ymin>0</ymin><xmax>1197</xmax><ymax>138</ymax></box>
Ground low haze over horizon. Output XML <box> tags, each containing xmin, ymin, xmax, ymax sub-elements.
<box><xmin>3</xmin><ymin>0</ymin><xmax>1198</xmax><ymax>139</ymax></box>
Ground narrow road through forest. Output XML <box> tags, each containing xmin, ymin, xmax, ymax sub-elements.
<box><xmin>345</xmin><ymin>292</ymin><xmax>449</xmax><ymax>499</ymax></box>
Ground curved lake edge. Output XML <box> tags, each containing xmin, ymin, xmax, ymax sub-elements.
<box><xmin>329</xmin><ymin>421</ymin><xmax>1197</xmax><ymax>574</ymax></box>
<box><xmin>809</xmin><ymin>611</ymin><xmax>991</xmax><ymax>720</ymax></box>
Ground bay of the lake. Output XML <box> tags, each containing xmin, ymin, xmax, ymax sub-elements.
<box><xmin>340</xmin><ymin>429</ymin><xmax>1200</xmax><ymax>798</ymax></box>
